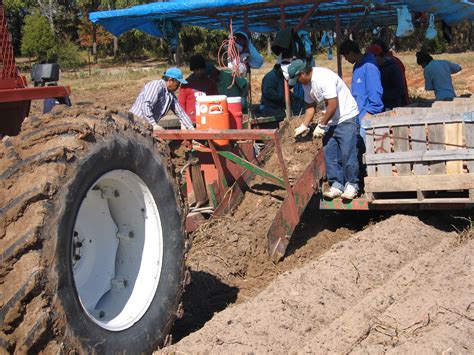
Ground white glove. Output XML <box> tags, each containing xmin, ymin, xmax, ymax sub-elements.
<box><xmin>313</xmin><ymin>123</ymin><xmax>327</xmax><ymax>138</ymax></box>
<box><xmin>294</xmin><ymin>123</ymin><xmax>310</xmax><ymax>137</ymax></box>
<box><xmin>153</xmin><ymin>123</ymin><xmax>164</xmax><ymax>132</ymax></box>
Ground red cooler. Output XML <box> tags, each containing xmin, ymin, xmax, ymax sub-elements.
<box><xmin>227</xmin><ymin>96</ymin><xmax>243</xmax><ymax>129</ymax></box>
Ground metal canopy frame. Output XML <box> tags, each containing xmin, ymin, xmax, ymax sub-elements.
<box><xmin>91</xmin><ymin>0</ymin><xmax>404</xmax><ymax>36</ymax></box>
<box><xmin>172</xmin><ymin>1</ymin><xmax>401</xmax><ymax>33</ymax></box>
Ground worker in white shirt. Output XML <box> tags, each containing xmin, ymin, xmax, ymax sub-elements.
<box><xmin>291</xmin><ymin>59</ymin><xmax>360</xmax><ymax>200</ymax></box>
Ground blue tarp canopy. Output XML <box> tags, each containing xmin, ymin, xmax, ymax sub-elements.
<box><xmin>89</xmin><ymin>0</ymin><xmax>474</xmax><ymax>38</ymax></box>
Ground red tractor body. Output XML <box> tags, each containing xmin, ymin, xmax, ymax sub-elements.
<box><xmin>0</xmin><ymin>4</ymin><xmax>71</xmax><ymax>137</ymax></box>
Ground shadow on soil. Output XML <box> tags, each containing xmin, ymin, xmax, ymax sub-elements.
<box><xmin>285</xmin><ymin>196</ymin><xmax>473</xmax><ymax>258</ymax></box>
<box><xmin>170</xmin><ymin>270</ymin><xmax>238</xmax><ymax>343</ymax></box>
<box><xmin>285</xmin><ymin>196</ymin><xmax>391</xmax><ymax>257</ymax></box>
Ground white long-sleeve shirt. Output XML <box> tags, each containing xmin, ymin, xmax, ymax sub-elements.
<box><xmin>130</xmin><ymin>79</ymin><xmax>193</xmax><ymax>129</ymax></box>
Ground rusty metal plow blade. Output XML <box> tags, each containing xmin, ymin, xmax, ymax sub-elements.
<box><xmin>266</xmin><ymin>149</ymin><xmax>325</xmax><ymax>262</ymax></box>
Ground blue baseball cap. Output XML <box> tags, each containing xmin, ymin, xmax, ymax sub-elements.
<box><xmin>164</xmin><ymin>67</ymin><xmax>187</xmax><ymax>84</ymax></box>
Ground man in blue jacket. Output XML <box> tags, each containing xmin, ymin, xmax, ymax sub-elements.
<box><xmin>339</xmin><ymin>39</ymin><xmax>384</xmax><ymax>138</ymax></box>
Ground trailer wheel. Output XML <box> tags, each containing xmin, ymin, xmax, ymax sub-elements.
<box><xmin>0</xmin><ymin>107</ymin><xmax>186</xmax><ymax>353</ymax></box>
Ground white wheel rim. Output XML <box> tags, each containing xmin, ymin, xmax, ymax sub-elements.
<box><xmin>71</xmin><ymin>170</ymin><xmax>163</xmax><ymax>331</ymax></box>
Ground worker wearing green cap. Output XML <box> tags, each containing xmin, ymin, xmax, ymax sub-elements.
<box><xmin>290</xmin><ymin>59</ymin><xmax>360</xmax><ymax>200</ymax></box>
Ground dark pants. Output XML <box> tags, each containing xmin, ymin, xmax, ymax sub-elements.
<box><xmin>322</xmin><ymin>116</ymin><xmax>360</xmax><ymax>191</ymax></box>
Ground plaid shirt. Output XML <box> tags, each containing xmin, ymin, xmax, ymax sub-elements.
<box><xmin>130</xmin><ymin>79</ymin><xmax>193</xmax><ymax>129</ymax></box>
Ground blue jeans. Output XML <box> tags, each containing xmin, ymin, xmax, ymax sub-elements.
<box><xmin>322</xmin><ymin>116</ymin><xmax>360</xmax><ymax>191</ymax></box>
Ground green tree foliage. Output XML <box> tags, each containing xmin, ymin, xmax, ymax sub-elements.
<box><xmin>58</xmin><ymin>40</ymin><xmax>85</xmax><ymax>69</ymax></box>
<box><xmin>4</xmin><ymin>0</ymin><xmax>36</xmax><ymax>53</ymax></box>
<box><xmin>180</xmin><ymin>26</ymin><xmax>227</xmax><ymax>61</ymax></box>
<box><xmin>21</xmin><ymin>14</ymin><xmax>56</xmax><ymax>61</ymax></box>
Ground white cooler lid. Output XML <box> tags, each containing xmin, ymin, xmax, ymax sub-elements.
<box><xmin>196</xmin><ymin>95</ymin><xmax>227</xmax><ymax>103</ymax></box>
<box><xmin>227</xmin><ymin>96</ymin><xmax>242</xmax><ymax>103</ymax></box>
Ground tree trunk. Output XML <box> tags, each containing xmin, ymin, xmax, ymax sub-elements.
<box><xmin>48</xmin><ymin>0</ymin><xmax>54</xmax><ymax>33</ymax></box>
<box><xmin>92</xmin><ymin>23</ymin><xmax>97</xmax><ymax>63</ymax></box>
<box><xmin>267</xmin><ymin>34</ymin><xmax>272</xmax><ymax>57</ymax></box>
<box><xmin>176</xmin><ymin>38</ymin><xmax>182</xmax><ymax>66</ymax></box>
<box><xmin>113</xmin><ymin>36</ymin><xmax>118</xmax><ymax>58</ymax></box>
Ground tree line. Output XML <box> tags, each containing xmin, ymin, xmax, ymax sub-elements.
<box><xmin>5</xmin><ymin>0</ymin><xmax>473</xmax><ymax>70</ymax></box>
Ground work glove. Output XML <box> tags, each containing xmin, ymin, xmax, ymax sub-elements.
<box><xmin>294</xmin><ymin>123</ymin><xmax>310</xmax><ymax>138</ymax></box>
<box><xmin>153</xmin><ymin>123</ymin><xmax>164</xmax><ymax>132</ymax></box>
<box><xmin>312</xmin><ymin>123</ymin><xmax>327</xmax><ymax>138</ymax></box>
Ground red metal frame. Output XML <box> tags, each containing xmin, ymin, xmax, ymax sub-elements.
<box><xmin>155</xmin><ymin>129</ymin><xmax>293</xmax><ymax>231</ymax></box>
<box><xmin>267</xmin><ymin>149</ymin><xmax>326</xmax><ymax>260</ymax></box>
<box><xmin>0</xmin><ymin>85</ymin><xmax>71</xmax><ymax>103</ymax></box>
<box><xmin>0</xmin><ymin>3</ymin><xmax>71</xmax><ymax>137</ymax></box>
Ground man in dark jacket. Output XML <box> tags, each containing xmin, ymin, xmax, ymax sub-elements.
<box><xmin>253</xmin><ymin>64</ymin><xmax>305</xmax><ymax>119</ymax></box>
<box><xmin>372</xmin><ymin>39</ymin><xmax>410</xmax><ymax>105</ymax></box>
<box><xmin>366</xmin><ymin>44</ymin><xmax>405</xmax><ymax>110</ymax></box>
<box><xmin>253</xmin><ymin>64</ymin><xmax>286</xmax><ymax>119</ymax></box>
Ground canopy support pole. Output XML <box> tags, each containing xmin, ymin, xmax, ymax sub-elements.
<box><xmin>384</xmin><ymin>20</ymin><xmax>390</xmax><ymax>46</ymax></box>
<box><xmin>244</xmin><ymin>11</ymin><xmax>253</xmax><ymax>117</ymax></box>
<box><xmin>336</xmin><ymin>14</ymin><xmax>342</xmax><ymax>79</ymax></box>
<box><xmin>280</xmin><ymin>5</ymin><xmax>291</xmax><ymax>121</ymax></box>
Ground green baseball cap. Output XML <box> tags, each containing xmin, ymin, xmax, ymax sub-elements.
<box><xmin>287</xmin><ymin>59</ymin><xmax>306</xmax><ymax>86</ymax></box>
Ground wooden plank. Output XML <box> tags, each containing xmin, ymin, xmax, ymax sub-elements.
<box><xmin>466</xmin><ymin>122</ymin><xmax>474</xmax><ymax>173</ymax></box>
<box><xmin>445</xmin><ymin>123</ymin><xmax>463</xmax><ymax>174</ymax></box>
<box><xmin>374</xmin><ymin>127</ymin><xmax>392</xmax><ymax>176</ymax></box>
<box><xmin>434</xmin><ymin>99</ymin><xmax>474</xmax><ymax>107</ymax></box>
<box><xmin>393</xmin><ymin>126</ymin><xmax>410</xmax><ymax>175</ymax></box>
<box><xmin>411</xmin><ymin>124</ymin><xmax>429</xmax><ymax>175</ymax></box>
<box><xmin>439</xmin><ymin>105</ymin><xmax>473</xmax><ymax>113</ymax></box>
<box><xmin>428</xmin><ymin>123</ymin><xmax>446</xmax><ymax>174</ymax></box>
<box><xmin>370</xmin><ymin>197</ymin><xmax>472</xmax><ymax>205</ymax></box>
<box><xmin>365</xmin><ymin>127</ymin><xmax>375</xmax><ymax>177</ymax></box>
<box><xmin>364</xmin><ymin>174</ymin><xmax>474</xmax><ymax>193</ymax></box>
<box><xmin>365</xmin><ymin>148</ymin><xmax>474</xmax><ymax>164</ymax></box>
<box><xmin>393</xmin><ymin>107</ymin><xmax>430</xmax><ymax>115</ymax></box>
<box><xmin>362</xmin><ymin>112</ymin><xmax>470</xmax><ymax>129</ymax></box>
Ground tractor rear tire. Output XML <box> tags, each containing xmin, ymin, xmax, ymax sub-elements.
<box><xmin>0</xmin><ymin>105</ymin><xmax>187</xmax><ymax>353</ymax></box>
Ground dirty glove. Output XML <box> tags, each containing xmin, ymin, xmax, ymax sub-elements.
<box><xmin>294</xmin><ymin>123</ymin><xmax>310</xmax><ymax>137</ymax></box>
<box><xmin>313</xmin><ymin>123</ymin><xmax>327</xmax><ymax>138</ymax></box>
<box><xmin>153</xmin><ymin>123</ymin><xmax>164</xmax><ymax>132</ymax></box>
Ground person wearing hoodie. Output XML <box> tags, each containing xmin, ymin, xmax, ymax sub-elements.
<box><xmin>371</xmin><ymin>38</ymin><xmax>410</xmax><ymax>105</ymax></box>
<box><xmin>339</xmin><ymin>39</ymin><xmax>384</xmax><ymax>137</ymax></box>
<box><xmin>366</xmin><ymin>44</ymin><xmax>405</xmax><ymax>110</ymax></box>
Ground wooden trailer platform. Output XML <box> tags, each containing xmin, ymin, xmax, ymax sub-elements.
<box><xmin>320</xmin><ymin>97</ymin><xmax>474</xmax><ymax>210</ymax></box>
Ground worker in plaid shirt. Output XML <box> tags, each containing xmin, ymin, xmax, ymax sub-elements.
<box><xmin>130</xmin><ymin>67</ymin><xmax>194</xmax><ymax>131</ymax></box>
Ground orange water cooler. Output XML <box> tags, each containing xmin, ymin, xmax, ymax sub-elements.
<box><xmin>196</xmin><ymin>95</ymin><xmax>230</xmax><ymax>146</ymax></box>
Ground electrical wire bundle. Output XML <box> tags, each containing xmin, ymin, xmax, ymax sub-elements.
<box><xmin>217</xmin><ymin>18</ymin><xmax>243</xmax><ymax>89</ymax></box>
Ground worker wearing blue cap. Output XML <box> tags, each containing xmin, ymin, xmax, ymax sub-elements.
<box><xmin>130</xmin><ymin>67</ymin><xmax>194</xmax><ymax>131</ymax></box>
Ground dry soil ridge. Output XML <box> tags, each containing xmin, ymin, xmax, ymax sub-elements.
<box><xmin>160</xmin><ymin>214</ymin><xmax>473</xmax><ymax>354</ymax></box>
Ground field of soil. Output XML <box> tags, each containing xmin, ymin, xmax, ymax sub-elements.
<box><xmin>16</xmin><ymin>51</ymin><xmax>474</xmax><ymax>353</ymax></box>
